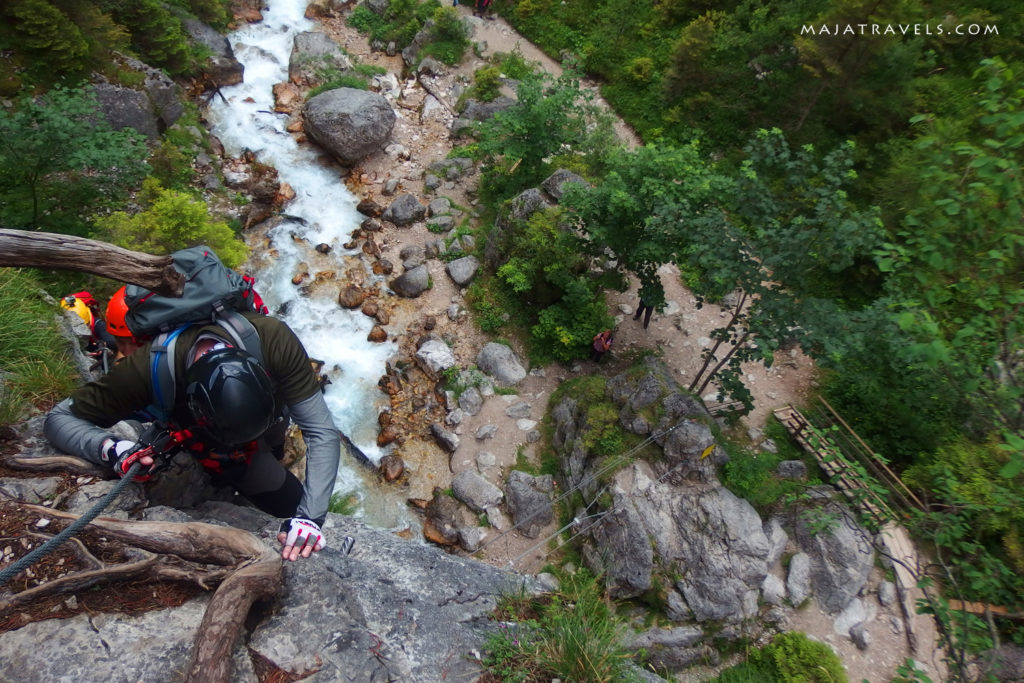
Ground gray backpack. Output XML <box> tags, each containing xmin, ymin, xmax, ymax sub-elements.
<box><xmin>123</xmin><ymin>246</ymin><xmax>268</xmax><ymax>420</ymax></box>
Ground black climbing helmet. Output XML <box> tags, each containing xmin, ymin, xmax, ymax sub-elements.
<box><xmin>184</xmin><ymin>347</ymin><xmax>276</xmax><ymax>447</ymax></box>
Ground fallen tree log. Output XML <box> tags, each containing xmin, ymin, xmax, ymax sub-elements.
<box><xmin>0</xmin><ymin>453</ymin><xmax>109</xmax><ymax>478</ymax></box>
<box><xmin>0</xmin><ymin>229</ymin><xmax>185</xmax><ymax>297</ymax></box>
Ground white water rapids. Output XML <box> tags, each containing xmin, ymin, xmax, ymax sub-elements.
<box><xmin>203</xmin><ymin>0</ymin><xmax>406</xmax><ymax>528</ymax></box>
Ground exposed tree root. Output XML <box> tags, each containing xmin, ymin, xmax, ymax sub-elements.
<box><xmin>1</xmin><ymin>500</ymin><xmax>282</xmax><ymax>683</ymax></box>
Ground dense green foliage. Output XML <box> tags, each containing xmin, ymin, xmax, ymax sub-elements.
<box><xmin>0</xmin><ymin>269</ymin><xmax>79</xmax><ymax>427</ymax></box>
<box><xmin>453</xmin><ymin>0</ymin><xmax>1024</xmax><ymax>663</ymax></box>
<box><xmin>0</xmin><ymin>0</ymin><xmax>233</xmax><ymax>84</ymax></box>
<box><xmin>0</xmin><ymin>86</ymin><xmax>150</xmax><ymax>235</ymax></box>
<box><xmin>491</xmin><ymin>0</ymin><xmax>1021</xmax><ymax>153</ymax></box>
<box><xmin>721</xmin><ymin>418</ymin><xmax>823</xmax><ymax>511</ymax></box>
<box><xmin>348</xmin><ymin>0</ymin><xmax>468</xmax><ymax>65</ymax></box>
<box><xmin>93</xmin><ymin>179</ymin><xmax>248</xmax><ymax>267</ymax></box>
<box><xmin>473</xmin><ymin>67</ymin><xmax>617</xmax><ymax>201</ymax></box>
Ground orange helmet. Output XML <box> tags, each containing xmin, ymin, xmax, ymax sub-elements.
<box><xmin>106</xmin><ymin>286</ymin><xmax>133</xmax><ymax>338</ymax></box>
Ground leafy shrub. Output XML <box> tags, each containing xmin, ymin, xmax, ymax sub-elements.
<box><xmin>713</xmin><ymin>632</ymin><xmax>848</xmax><ymax>683</ymax></box>
<box><xmin>530</xmin><ymin>290</ymin><xmax>612</xmax><ymax>364</ymax></box>
<box><xmin>473</xmin><ymin>65</ymin><xmax>503</xmax><ymax>102</ymax></box>
<box><xmin>490</xmin><ymin>47</ymin><xmax>536</xmax><ymax>80</ymax></box>
<box><xmin>419</xmin><ymin>6</ymin><xmax>469</xmax><ymax>65</ymax></box>
<box><xmin>93</xmin><ymin>179</ymin><xmax>248</xmax><ymax>267</ymax></box>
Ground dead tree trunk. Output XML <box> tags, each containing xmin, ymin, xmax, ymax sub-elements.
<box><xmin>0</xmin><ymin>229</ymin><xmax>185</xmax><ymax>297</ymax></box>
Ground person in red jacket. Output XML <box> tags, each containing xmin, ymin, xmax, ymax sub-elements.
<box><xmin>591</xmin><ymin>330</ymin><xmax>613</xmax><ymax>363</ymax></box>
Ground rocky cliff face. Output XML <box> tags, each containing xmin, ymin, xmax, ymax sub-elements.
<box><xmin>549</xmin><ymin>356</ymin><xmax>881</xmax><ymax>672</ymax></box>
<box><xmin>0</xmin><ymin>488</ymin><xmax>543</xmax><ymax>683</ymax></box>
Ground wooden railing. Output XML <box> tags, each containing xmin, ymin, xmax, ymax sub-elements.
<box><xmin>773</xmin><ymin>398</ymin><xmax>925</xmax><ymax>521</ymax></box>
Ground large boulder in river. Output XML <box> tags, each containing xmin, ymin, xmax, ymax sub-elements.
<box><xmin>303</xmin><ymin>88</ymin><xmax>396</xmax><ymax>165</ymax></box>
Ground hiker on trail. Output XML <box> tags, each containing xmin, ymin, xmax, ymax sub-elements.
<box><xmin>633</xmin><ymin>296</ymin><xmax>655</xmax><ymax>330</ymax></box>
<box><xmin>44</xmin><ymin>286</ymin><xmax>341</xmax><ymax>563</ymax></box>
<box><xmin>474</xmin><ymin>0</ymin><xmax>492</xmax><ymax>18</ymax></box>
<box><xmin>591</xmin><ymin>329</ymin><xmax>613</xmax><ymax>363</ymax></box>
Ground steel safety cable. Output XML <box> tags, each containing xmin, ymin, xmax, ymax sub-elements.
<box><xmin>0</xmin><ymin>462</ymin><xmax>143</xmax><ymax>586</ymax></box>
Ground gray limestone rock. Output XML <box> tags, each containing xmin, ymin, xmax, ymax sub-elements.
<box><xmin>475</xmin><ymin>424</ymin><xmax>498</xmax><ymax>440</ymax></box>
<box><xmin>452</xmin><ymin>469</ymin><xmax>504</xmax><ymax>512</ymax></box>
<box><xmin>289</xmin><ymin>32</ymin><xmax>353</xmax><ymax>86</ymax></box>
<box><xmin>0</xmin><ymin>476</ymin><xmax>61</xmax><ymax>504</ymax></box>
<box><xmin>505</xmin><ymin>470</ymin><xmax>554</xmax><ymax>539</ymax></box>
<box><xmin>504</xmin><ymin>401</ymin><xmax>531</xmax><ymax>419</ymax></box>
<box><xmin>787</xmin><ymin>552</ymin><xmax>812</xmax><ymax>606</ymax></box>
<box><xmin>777</xmin><ymin>460</ymin><xmax>808</xmax><ymax>480</ymax></box>
<box><xmin>383</xmin><ymin>193</ymin><xmax>427</xmax><ymax>226</ymax></box>
<box><xmin>445</xmin><ymin>255</ymin><xmax>479</xmax><ymax>287</ymax></box>
<box><xmin>390</xmin><ymin>264</ymin><xmax>430</xmax><ymax>298</ymax></box>
<box><xmin>416</xmin><ymin>339</ymin><xmax>456</xmax><ymax>376</ymax></box>
<box><xmin>794</xmin><ymin>499</ymin><xmax>874</xmax><ymax>613</ymax></box>
<box><xmin>761</xmin><ymin>573</ymin><xmax>787</xmax><ymax>606</ymax></box>
<box><xmin>476</xmin><ymin>343</ymin><xmax>526</xmax><ymax>386</ymax></box>
<box><xmin>303</xmin><ymin>88</ymin><xmax>396</xmax><ymax>164</ymax></box>
<box><xmin>430</xmin><ymin>423</ymin><xmax>460</xmax><ymax>453</ymax></box>
<box><xmin>458</xmin><ymin>387</ymin><xmax>484</xmax><ymax>416</ymax></box>
<box><xmin>541</xmin><ymin>168</ymin><xmax>587</xmax><ymax>201</ymax></box>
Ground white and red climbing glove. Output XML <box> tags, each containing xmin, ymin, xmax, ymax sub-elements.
<box><xmin>101</xmin><ymin>439</ymin><xmax>153</xmax><ymax>482</ymax></box>
<box><xmin>280</xmin><ymin>517</ymin><xmax>325</xmax><ymax>556</ymax></box>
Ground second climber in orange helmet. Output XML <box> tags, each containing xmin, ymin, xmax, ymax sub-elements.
<box><xmin>106</xmin><ymin>286</ymin><xmax>142</xmax><ymax>359</ymax></box>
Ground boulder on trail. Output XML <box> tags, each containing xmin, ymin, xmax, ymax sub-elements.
<box><xmin>303</xmin><ymin>88</ymin><xmax>396</xmax><ymax>165</ymax></box>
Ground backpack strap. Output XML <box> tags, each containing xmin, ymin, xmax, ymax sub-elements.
<box><xmin>146</xmin><ymin>310</ymin><xmax>263</xmax><ymax>420</ymax></box>
<box><xmin>211</xmin><ymin>305</ymin><xmax>264</xmax><ymax>365</ymax></box>
<box><xmin>149</xmin><ymin>324</ymin><xmax>191</xmax><ymax>420</ymax></box>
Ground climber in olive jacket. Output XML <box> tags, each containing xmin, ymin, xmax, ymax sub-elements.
<box><xmin>45</xmin><ymin>307</ymin><xmax>340</xmax><ymax>562</ymax></box>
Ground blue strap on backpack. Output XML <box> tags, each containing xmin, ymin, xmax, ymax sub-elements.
<box><xmin>147</xmin><ymin>309</ymin><xmax>264</xmax><ymax>421</ymax></box>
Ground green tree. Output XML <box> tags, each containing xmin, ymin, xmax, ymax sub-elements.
<box><xmin>678</xmin><ymin>129</ymin><xmax>882</xmax><ymax>408</ymax></box>
<box><xmin>6</xmin><ymin>0</ymin><xmax>90</xmax><ymax>77</ymax></box>
<box><xmin>876</xmin><ymin>57</ymin><xmax>1024</xmax><ymax>474</ymax></box>
<box><xmin>0</xmin><ymin>86</ymin><xmax>149</xmax><ymax>235</ymax></box>
<box><xmin>560</xmin><ymin>141</ymin><xmax>732</xmax><ymax>309</ymax></box>
<box><xmin>108</xmin><ymin>0</ymin><xmax>193</xmax><ymax>74</ymax></box>
<box><xmin>562</xmin><ymin>129</ymin><xmax>882</xmax><ymax>410</ymax></box>
<box><xmin>474</xmin><ymin>67</ymin><xmax>615</xmax><ymax>202</ymax></box>
<box><xmin>93</xmin><ymin>179</ymin><xmax>248</xmax><ymax>267</ymax></box>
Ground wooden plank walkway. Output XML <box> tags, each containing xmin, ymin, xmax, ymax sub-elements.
<box><xmin>773</xmin><ymin>405</ymin><xmax>926</xmax><ymax>653</ymax></box>
<box><xmin>773</xmin><ymin>405</ymin><xmax>890</xmax><ymax>524</ymax></box>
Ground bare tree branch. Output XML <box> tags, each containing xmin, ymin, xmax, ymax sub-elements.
<box><xmin>0</xmin><ymin>229</ymin><xmax>184</xmax><ymax>297</ymax></box>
